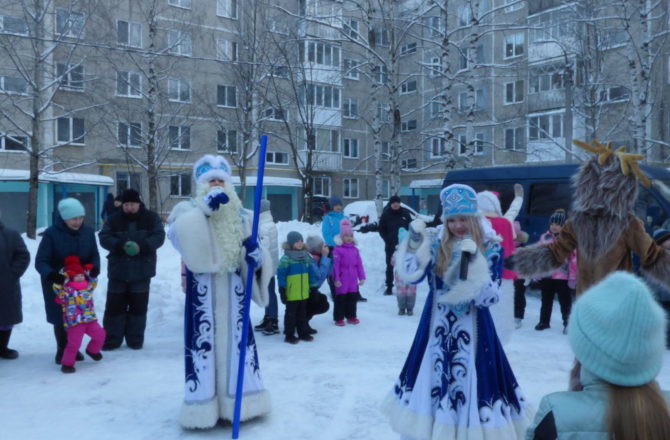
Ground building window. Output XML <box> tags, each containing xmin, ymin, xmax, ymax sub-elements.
<box><xmin>0</xmin><ymin>15</ymin><xmax>28</xmax><ymax>35</ymax></box>
<box><xmin>343</xmin><ymin>59</ymin><xmax>360</xmax><ymax>80</ymax></box>
<box><xmin>344</xmin><ymin>19</ymin><xmax>359</xmax><ymax>40</ymax></box>
<box><xmin>56</xmin><ymin>63</ymin><xmax>84</xmax><ymax>91</ymax></box>
<box><xmin>169</xmin><ymin>0</ymin><xmax>192</xmax><ymax>8</ymax></box>
<box><xmin>458</xmin><ymin>5</ymin><xmax>471</xmax><ymax>27</ymax></box>
<box><xmin>505</xmin><ymin>80</ymin><xmax>524</xmax><ymax>104</ymax></box>
<box><xmin>266</xmin><ymin>151</ymin><xmax>289</xmax><ymax>164</ymax></box>
<box><xmin>382</xmin><ymin>179</ymin><xmax>390</xmax><ymax>198</ymax></box>
<box><xmin>0</xmin><ymin>75</ymin><xmax>28</xmax><ymax>95</ymax></box>
<box><xmin>400</xmin><ymin>42</ymin><xmax>417</xmax><ymax>56</ymax></box>
<box><xmin>429</xmin><ymin>57</ymin><xmax>441</xmax><ymax>77</ymax></box>
<box><xmin>401</xmin><ymin>120</ymin><xmax>417</xmax><ymax>132</ymax></box>
<box><xmin>401</xmin><ymin>158</ymin><xmax>417</xmax><ymax>169</ymax></box>
<box><xmin>168</xmin><ymin>78</ymin><xmax>191</xmax><ymax>102</ymax></box>
<box><xmin>0</xmin><ymin>133</ymin><xmax>27</xmax><ymax>151</ymax></box>
<box><xmin>504</xmin><ymin>33</ymin><xmax>524</xmax><ymax>59</ymax></box>
<box><xmin>430</xmin><ymin>137</ymin><xmax>447</xmax><ymax>157</ymax></box>
<box><xmin>57</xmin><ymin>117</ymin><xmax>85</xmax><ymax>144</ymax></box>
<box><xmin>424</xmin><ymin>16</ymin><xmax>441</xmax><ymax>37</ymax></box>
<box><xmin>343</xmin><ymin>98</ymin><xmax>358</xmax><ymax>119</ymax></box>
<box><xmin>474</xmin><ymin>132</ymin><xmax>485</xmax><ymax>154</ymax></box>
<box><xmin>373</xmin><ymin>64</ymin><xmax>389</xmax><ymax>84</ymax></box>
<box><xmin>170</xmin><ymin>174</ymin><xmax>191</xmax><ymax>197</ymax></box>
<box><xmin>117</xmin><ymin>71</ymin><xmax>142</xmax><ymax>98</ymax></box>
<box><xmin>377</xmin><ymin>103</ymin><xmax>390</xmax><ymax>122</ymax></box>
<box><xmin>303</xmin><ymin>41</ymin><xmax>341</xmax><ymax>67</ymax></box>
<box><xmin>528</xmin><ymin>113</ymin><xmax>563</xmax><ymax>141</ymax></box>
<box><xmin>117</xmin><ymin>20</ymin><xmax>142</xmax><ymax>48</ymax></box>
<box><xmin>271</xmin><ymin>65</ymin><xmax>289</xmax><ymax>77</ymax></box>
<box><xmin>216</xmin><ymin>39</ymin><xmax>238</xmax><ymax>61</ymax></box>
<box><xmin>312</xmin><ymin>176</ymin><xmax>331</xmax><ymax>196</ymax></box>
<box><xmin>529</xmin><ymin>63</ymin><xmax>570</xmax><ymax>93</ymax></box>
<box><xmin>430</xmin><ymin>99</ymin><xmax>441</xmax><ymax>118</ymax></box>
<box><xmin>116</xmin><ymin>172</ymin><xmax>141</xmax><ymax>195</ymax></box>
<box><xmin>343</xmin><ymin>178</ymin><xmax>359</xmax><ymax>198</ymax></box>
<box><xmin>217</xmin><ymin>0</ymin><xmax>238</xmax><ymax>19</ymax></box>
<box><xmin>168</xmin><ymin>29</ymin><xmax>192</xmax><ymax>56</ymax></box>
<box><xmin>400</xmin><ymin>80</ymin><xmax>417</xmax><ymax>94</ymax></box>
<box><xmin>504</xmin><ymin>0</ymin><xmax>523</xmax><ymax>12</ymax></box>
<box><xmin>118</xmin><ymin>121</ymin><xmax>142</xmax><ymax>148</ymax></box>
<box><xmin>217</xmin><ymin>85</ymin><xmax>237</xmax><ymax>107</ymax></box>
<box><xmin>169</xmin><ymin>125</ymin><xmax>190</xmax><ymax>150</ymax></box>
<box><xmin>459</xmin><ymin>47</ymin><xmax>469</xmax><ymax>70</ymax></box>
<box><xmin>217</xmin><ymin>129</ymin><xmax>238</xmax><ymax>152</ymax></box>
<box><xmin>456</xmin><ymin>134</ymin><xmax>468</xmax><ymax>155</ymax></box>
<box><xmin>505</xmin><ymin>127</ymin><xmax>525</xmax><ymax>151</ymax></box>
<box><xmin>343</xmin><ymin>138</ymin><xmax>359</xmax><ymax>158</ymax></box>
<box><xmin>373</xmin><ymin>27</ymin><xmax>390</xmax><ymax>46</ymax></box>
<box><xmin>56</xmin><ymin>8</ymin><xmax>85</xmax><ymax>38</ymax></box>
<box><xmin>302</xmin><ymin>83</ymin><xmax>340</xmax><ymax>109</ymax></box>
<box><xmin>600</xmin><ymin>86</ymin><xmax>630</xmax><ymax>102</ymax></box>
<box><xmin>263</xmin><ymin>107</ymin><xmax>285</xmax><ymax>121</ymax></box>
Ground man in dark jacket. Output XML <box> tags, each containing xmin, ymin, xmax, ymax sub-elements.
<box><xmin>99</xmin><ymin>189</ymin><xmax>165</xmax><ymax>350</ymax></box>
<box><xmin>378</xmin><ymin>195</ymin><xmax>412</xmax><ymax>295</ymax></box>
<box><xmin>0</xmin><ymin>220</ymin><xmax>30</xmax><ymax>359</ymax></box>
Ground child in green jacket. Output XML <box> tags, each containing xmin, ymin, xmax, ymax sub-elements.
<box><xmin>277</xmin><ymin>231</ymin><xmax>319</xmax><ymax>344</ymax></box>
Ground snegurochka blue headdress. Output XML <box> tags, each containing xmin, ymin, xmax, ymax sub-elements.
<box><xmin>193</xmin><ymin>154</ymin><xmax>232</xmax><ymax>185</ymax></box>
<box><xmin>440</xmin><ymin>184</ymin><xmax>478</xmax><ymax>219</ymax></box>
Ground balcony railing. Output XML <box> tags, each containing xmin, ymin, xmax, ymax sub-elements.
<box><xmin>298</xmin><ymin>150</ymin><xmax>342</xmax><ymax>171</ymax></box>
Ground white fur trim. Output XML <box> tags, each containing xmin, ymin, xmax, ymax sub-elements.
<box><xmin>219</xmin><ymin>390</ymin><xmax>272</xmax><ymax>422</ymax></box>
<box><xmin>179</xmin><ymin>398</ymin><xmax>219</xmax><ymax>429</ymax></box>
<box><xmin>480</xmin><ymin>217</ymin><xmax>502</xmax><ymax>243</ymax></box>
<box><xmin>438</xmin><ymin>251</ymin><xmax>490</xmax><ymax>304</ymax></box>
<box><xmin>171</xmin><ymin>204</ymin><xmax>222</xmax><ymax>274</ymax></box>
<box><xmin>240</xmin><ymin>244</ymin><xmax>272</xmax><ymax>308</ymax></box>
<box><xmin>193</xmin><ymin>154</ymin><xmax>232</xmax><ymax>185</ymax></box>
<box><xmin>395</xmin><ymin>232</ymin><xmax>432</xmax><ymax>284</ymax></box>
<box><xmin>488</xmin><ymin>279</ymin><xmax>515</xmax><ymax>346</ymax></box>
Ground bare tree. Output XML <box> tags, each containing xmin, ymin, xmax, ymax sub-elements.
<box><xmin>0</xmin><ymin>0</ymin><xmax>105</xmax><ymax>238</ymax></box>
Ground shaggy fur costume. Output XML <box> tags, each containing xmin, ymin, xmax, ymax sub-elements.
<box><xmin>514</xmin><ymin>142</ymin><xmax>670</xmax><ymax>295</ymax></box>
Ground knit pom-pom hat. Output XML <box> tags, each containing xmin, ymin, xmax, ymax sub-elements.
<box><xmin>476</xmin><ymin>191</ymin><xmax>502</xmax><ymax>216</ymax></box>
<box><xmin>287</xmin><ymin>231</ymin><xmax>303</xmax><ymax>248</ymax></box>
<box><xmin>63</xmin><ymin>255</ymin><xmax>92</xmax><ymax>278</ymax></box>
<box><xmin>339</xmin><ymin>219</ymin><xmax>353</xmax><ymax>236</ymax></box>
<box><xmin>568</xmin><ymin>271</ymin><xmax>667</xmax><ymax>386</ymax></box>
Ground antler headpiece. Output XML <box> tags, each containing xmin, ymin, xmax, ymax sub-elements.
<box><xmin>573</xmin><ymin>139</ymin><xmax>650</xmax><ymax>187</ymax></box>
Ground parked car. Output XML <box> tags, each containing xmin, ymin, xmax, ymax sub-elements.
<box><xmin>442</xmin><ymin>164</ymin><xmax>670</xmax><ymax>243</ymax></box>
<box><xmin>344</xmin><ymin>200</ymin><xmax>432</xmax><ymax>233</ymax></box>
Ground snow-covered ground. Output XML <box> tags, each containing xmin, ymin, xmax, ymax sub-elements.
<box><xmin>2</xmin><ymin>220</ymin><xmax>669</xmax><ymax>439</ymax></box>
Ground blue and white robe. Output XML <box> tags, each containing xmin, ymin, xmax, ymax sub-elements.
<box><xmin>168</xmin><ymin>200</ymin><xmax>272</xmax><ymax>429</ymax></box>
<box><xmin>384</xmin><ymin>235</ymin><xmax>530</xmax><ymax>440</ymax></box>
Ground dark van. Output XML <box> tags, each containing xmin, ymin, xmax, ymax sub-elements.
<box><xmin>442</xmin><ymin>164</ymin><xmax>670</xmax><ymax>243</ymax></box>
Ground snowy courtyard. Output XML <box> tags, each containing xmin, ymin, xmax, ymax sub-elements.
<box><xmin>2</xmin><ymin>220</ymin><xmax>670</xmax><ymax>440</ymax></box>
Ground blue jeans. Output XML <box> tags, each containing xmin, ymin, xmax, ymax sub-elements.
<box><xmin>265</xmin><ymin>277</ymin><xmax>278</xmax><ymax>319</ymax></box>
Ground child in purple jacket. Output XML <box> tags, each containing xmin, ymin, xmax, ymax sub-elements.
<box><xmin>332</xmin><ymin>219</ymin><xmax>366</xmax><ymax>326</ymax></box>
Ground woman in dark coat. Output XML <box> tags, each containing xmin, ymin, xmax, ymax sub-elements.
<box><xmin>35</xmin><ymin>198</ymin><xmax>100</xmax><ymax>364</ymax></box>
<box><xmin>0</xmin><ymin>221</ymin><xmax>30</xmax><ymax>359</ymax></box>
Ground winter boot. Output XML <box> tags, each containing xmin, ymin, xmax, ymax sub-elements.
<box><xmin>535</xmin><ymin>322</ymin><xmax>550</xmax><ymax>331</ymax></box>
<box><xmin>515</xmin><ymin>318</ymin><xmax>523</xmax><ymax>329</ymax></box>
<box><xmin>255</xmin><ymin>316</ymin><xmax>271</xmax><ymax>331</ymax></box>
<box><xmin>397</xmin><ymin>296</ymin><xmax>407</xmax><ymax>315</ymax></box>
<box><xmin>102</xmin><ymin>313</ymin><xmax>126</xmax><ymax>351</ymax></box>
<box><xmin>86</xmin><ymin>350</ymin><xmax>103</xmax><ymax>361</ymax></box>
<box><xmin>284</xmin><ymin>335</ymin><xmax>299</xmax><ymax>344</ymax></box>
<box><xmin>0</xmin><ymin>330</ymin><xmax>18</xmax><ymax>360</ymax></box>
<box><xmin>306</xmin><ymin>323</ymin><xmax>318</xmax><ymax>335</ymax></box>
<box><xmin>406</xmin><ymin>296</ymin><xmax>416</xmax><ymax>316</ymax></box>
<box><xmin>125</xmin><ymin>314</ymin><xmax>147</xmax><ymax>349</ymax></box>
<box><xmin>61</xmin><ymin>365</ymin><xmax>76</xmax><ymax>373</ymax></box>
<box><xmin>262</xmin><ymin>318</ymin><xmax>280</xmax><ymax>336</ymax></box>
<box><xmin>54</xmin><ymin>325</ymin><xmax>68</xmax><ymax>364</ymax></box>
<box><xmin>384</xmin><ymin>287</ymin><xmax>393</xmax><ymax>296</ymax></box>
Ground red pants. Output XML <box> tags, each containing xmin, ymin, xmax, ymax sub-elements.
<box><xmin>62</xmin><ymin>322</ymin><xmax>106</xmax><ymax>367</ymax></box>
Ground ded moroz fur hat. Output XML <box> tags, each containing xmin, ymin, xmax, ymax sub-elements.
<box><xmin>193</xmin><ymin>154</ymin><xmax>232</xmax><ymax>186</ymax></box>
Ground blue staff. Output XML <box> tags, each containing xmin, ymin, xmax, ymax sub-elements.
<box><xmin>232</xmin><ymin>134</ymin><xmax>268</xmax><ymax>439</ymax></box>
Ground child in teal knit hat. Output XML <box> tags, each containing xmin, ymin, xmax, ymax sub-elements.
<box><xmin>527</xmin><ymin>271</ymin><xmax>670</xmax><ymax>440</ymax></box>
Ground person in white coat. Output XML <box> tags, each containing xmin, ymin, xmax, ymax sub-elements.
<box><xmin>168</xmin><ymin>154</ymin><xmax>272</xmax><ymax>429</ymax></box>
<box><xmin>255</xmin><ymin>199</ymin><xmax>280</xmax><ymax>335</ymax></box>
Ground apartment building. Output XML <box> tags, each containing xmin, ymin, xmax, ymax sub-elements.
<box><xmin>1</xmin><ymin>0</ymin><xmax>669</xmax><ymax>233</ymax></box>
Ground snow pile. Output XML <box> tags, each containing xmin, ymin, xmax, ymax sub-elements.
<box><xmin>1</xmin><ymin>221</ymin><xmax>669</xmax><ymax>439</ymax></box>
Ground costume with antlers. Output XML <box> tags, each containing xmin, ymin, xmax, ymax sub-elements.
<box><xmin>514</xmin><ymin>140</ymin><xmax>670</xmax><ymax>295</ymax></box>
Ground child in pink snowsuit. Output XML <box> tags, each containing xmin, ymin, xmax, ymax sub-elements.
<box><xmin>53</xmin><ymin>255</ymin><xmax>106</xmax><ymax>373</ymax></box>
<box><xmin>332</xmin><ymin>219</ymin><xmax>365</xmax><ymax>326</ymax></box>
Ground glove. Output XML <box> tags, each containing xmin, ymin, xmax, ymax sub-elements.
<box><xmin>49</xmin><ymin>271</ymin><xmax>65</xmax><ymax>285</ymax></box>
<box><xmin>460</xmin><ymin>238</ymin><xmax>477</xmax><ymax>255</ymax></box>
<box><xmin>279</xmin><ymin>287</ymin><xmax>287</xmax><ymax>304</ymax></box>
<box><xmin>123</xmin><ymin>241</ymin><xmax>140</xmax><ymax>256</ymax></box>
<box><xmin>203</xmin><ymin>187</ymin><xmax>229</xmax><ymax>212</ymax></box>
<box><xmin>514</xmin><ymin>183</ymin><xmax>524</xmax><ymax>198</ymax></box>
<box><xmin>243</xmin><ymin>237</ymin><xmax>263</xmax><ymax>268</ymax></box>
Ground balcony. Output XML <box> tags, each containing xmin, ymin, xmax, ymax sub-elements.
<box><xmin>298</xmin><ymin>150</ymin><xmax>342</xmax><ymax>172</ymax></box>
